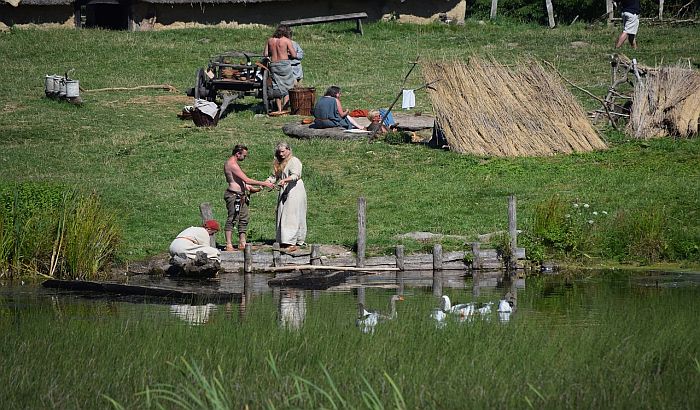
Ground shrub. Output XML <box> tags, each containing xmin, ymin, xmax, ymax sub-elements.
<box><xmin>602</xmin><ymin>208</ymin><xmax>669</xmax><ymax>264</ymax></box>
<box><xmin>0</xmin><ymin>183</ymin><xmax>121</xmax><ymax>279</ymax></box>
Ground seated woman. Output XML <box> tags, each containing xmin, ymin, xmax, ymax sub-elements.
<box><xmin>310</xmin><ymin>86</ymin><xmax>364</xmax><ymax>130</ymax></box>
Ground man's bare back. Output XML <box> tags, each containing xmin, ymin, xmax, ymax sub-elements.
<box><xmin>265</xmin><ymin>37</ymin><xmax>296</xmax><ymax>63</ymax></box>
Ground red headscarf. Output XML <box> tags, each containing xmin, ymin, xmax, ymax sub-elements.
<box><xmin>203</xmin><ymin>220</ymin><xmax>220</xmax><ymax>231</ymax></box>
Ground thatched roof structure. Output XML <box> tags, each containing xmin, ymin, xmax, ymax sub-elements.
<box><xmin>628</xmin><ymin>62</ymin><xmax>700</xmax><ymax>139</ymax></box>
<box><xmin>140</xmin><ymin>0</ymin><xmax>283</xmax><ymax>3</ymax></box>
<box><xmin>2</xmin><ymin>0</ymin><xmax>73</xmax><ymax>5</ymax></box>
<box><xmin>422</xmin><ymin>57</ymin><xmax>607</xmax><ymax>157</ymax></box>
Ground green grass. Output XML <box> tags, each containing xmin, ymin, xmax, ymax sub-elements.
<box><xmin>1</xmin><ymin>272</ymin><xmax>699</xmax><ymax>408</ymax></box>
<box><xmin>0</xmin><ymin>22</ymin><xmax>698</xmax><ymax>264</ymax></box>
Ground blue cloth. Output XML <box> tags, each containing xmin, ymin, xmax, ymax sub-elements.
<box><xmin>311</xmin><ymin>96</ymin><xmax>352</xmax><ymax>129</ymax></box>
<box><xmin>379</xmin><ymin>109</ymin><xmax>396</xmax><ymax>127</ymax></box>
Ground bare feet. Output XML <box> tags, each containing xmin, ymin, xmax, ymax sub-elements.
<box><xmin>225</xmin><ymin>244</ymin><xmax>235</xmax><ymax>252</ymax></box>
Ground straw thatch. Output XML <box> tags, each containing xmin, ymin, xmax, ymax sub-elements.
<box><xmin>421</xmin><ymin>57</ymin><xmax>607</xmax><ymax>157</ymax></box>
<box><xmin>628</xmin><ymin>63</ymin><xmax>700</xmax><ymax>139</ymax></box>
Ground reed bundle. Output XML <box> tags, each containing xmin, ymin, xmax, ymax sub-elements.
<box><xmin>628</xmin><ymin>63</ymin><xmax>700</xmax><ymax>139</ymax></box>
<box><xmin>422</xmin><ymin>57</ymin><xmax>606</xmax><ymax>157</ymax></box>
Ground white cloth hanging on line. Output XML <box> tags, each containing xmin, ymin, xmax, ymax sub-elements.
<box><xmin>401</xmin><ymin>89</ymin><xmax>415</xmax><ymax>109</ymax></box>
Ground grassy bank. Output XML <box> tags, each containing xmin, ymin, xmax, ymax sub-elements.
<box><xmin>0</xmin><ymin>21</ymin><xmax>698</xmax><ymax>265</ymax></box>
<box><xmin>1</xmin><ymin>276</ymin><xmax>698</xmax><ymax>408</ymax></box>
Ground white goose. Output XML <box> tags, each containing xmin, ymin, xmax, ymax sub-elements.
<box><xmin>356</xmin><ymin>295</ymin><xmax>405</xmax><ymax>334</ymax></box>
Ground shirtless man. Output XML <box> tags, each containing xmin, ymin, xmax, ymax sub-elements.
<box><xmin>224</xmin><ymin>144</ymin><xmax>275</xmax><ymax>251</ymax></box>
<box><xmin>263</xmin><ymin>25</ymin><xmax>297</xmax><ymax>114</ymax></box>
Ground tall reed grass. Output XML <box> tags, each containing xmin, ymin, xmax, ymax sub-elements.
<box><xmin>0</xmin><ymin>183</ymin><xmax>120</xmax><ymax>279</ymax></box>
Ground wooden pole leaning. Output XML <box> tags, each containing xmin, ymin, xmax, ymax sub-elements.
<box><xmin>357</xmin><ymin>197</ymin><xmax>366</xmax><ymax>268</ymax></box>
<box><xmin>199</xmin><ymin>202</ymin><xmax>216</xmax><ymax>247</ymax></box>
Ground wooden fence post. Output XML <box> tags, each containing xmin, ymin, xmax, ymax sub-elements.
<box><xmin>659</xmin><ymin>0</ymin><xmax>664</xmax><ymax>20</ymax></box>
<box><xmin>357</xmin><ymin>197</ymin><xmax>366</xmax><ymax>268</ymax></box>
<box><xmin>545</xmin><ymin>0</ymin><xmax>555</xmax><ymax>28</ymax></box>
<box><xmin>243</xmin><ymin>243</ymin><xmax>253</xmax><ymax>273</ymax></box>
<box><xmin>433</xmin><ymin>243</ymin><xmax>443</xmax><ymax>271</ymax></box>
<box><xmin>606</xmin><ymin>0</ymin><xmax>614</xmax><ymax>25</ymax></box>
<box><xmin>310</xmin><ymin>244</ymin><xmax>321</xmax><ymax>266</ymax></box>
<box><xmin>395</xmin><ymin>245</ymin><xmax>405</xmax><ymax>271</ymax></box>
<box><xmin>199</xmin><ymin>202</ymin><xmax>216</xmax><ymax>247</ymax></box>
<box><xmin>490</xmin><ymin>0</ymin><xmax>498</xmax><ymax>19</ymax></box>
<box><xmin>471</xmin><ymin>242</ymin><xmax>481</xmax><ymax>270</ymax></box>
<box><xmin>272</xmin><ymin>242</ymin><xmax>281</xmax><ymax>267</ymax></box>
<box><xmin>508</xmin><ymin>195</ymin><xmax>517</xmax><ymax>262</ymax></box>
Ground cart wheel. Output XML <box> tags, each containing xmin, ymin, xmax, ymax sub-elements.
<box><xmin>262</xmin><ymin>69</ymin><xmax>271</xmax><ymax>114</ymax></box>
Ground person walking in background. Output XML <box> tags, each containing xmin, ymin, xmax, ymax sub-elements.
<box><xmin>615</xmin><ymin>0</ymin><xmax>640</xmax><ymax>49</ymax></box>
<box><xmin>169</xmin><ymin>220</ymin><xmax>221</xmax><ymax>262</ymax></box>
<box><xmin>263</xmin><ymin>24</ymin><xmax>297</xmax><ymax>115</ymax></box>
<box><xmin>266</xmin><ymin>142</ymin><xmax>307</xmax><ymax>252</ymax></box>
<box><xmin>224</xmin><ymin>144</ymin><xmax>275</xmax><ymax>251</ymax></box>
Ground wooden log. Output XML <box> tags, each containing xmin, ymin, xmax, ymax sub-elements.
<box><xmin>395</xmin><ymin>245</ymin><xmax>405</xmax><ymax>271</ymax></box>
<box><xmin>42</xmin><ymin>279</ymin><xmax>238</xmax><ymax>302</ymax></box>
<box><xmin>268</xmin><ymin>270</ymin><xmax>352</xmax><ymax>289</ymax></box>
<box><xmin>259</xmin><ymin>265</ymin><xmax>400</xmax><ymax>273</ymax></box>
<box><xmin>545</xmin><ymin>0</ymin><xmax>555</xmax><ymax>28</ymax></box>
<box><xmin>310</xmin><ymin>244</ymin><xmax>321</xmax><ymax>266</ymax></box>
<box><xmin>199</xmin><ymin>202</ymin><xmax>216</xmax><ymax>247</ymax></box>
<box><xmin>433</xmin><ymin>244</ymin><xmax>443</xmax><ymax>271</ymax></box>
<box><xmin>272</xmin><ymin>242</ymin><xmax>281</xmax><ymax>267</ymax></box>
<box><xmin>243</xmin><ymin>243</ymin><xmax>253</xmax><ymax>273</ymax></box>
<box><xmin>357</xmin><ymin>197</ymin><xmax>366</xmax><ymax>268</ymax></box>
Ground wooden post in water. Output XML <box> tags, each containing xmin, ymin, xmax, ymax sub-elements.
<box><xmin>357</xmin><ymin>197</ymin><xmax>366</xmax><ymax>268</ymax></box>
<box><xmin>490</xmin><ymin>0</ymin><xmax>498</xmax><ymax>19</ymax></box>
<box><xmin>432</xmin><ymin>270</ymin><xmax>443</xmax><ymax>297</ymax></box>
<box><xmin>545</xmin><ymin>0</ymin><xmax>555</xmax><ymax>28</ymax></box>
<box><xmin>433</xmin><ymin>243</ymin><xmax>443</xmax><ymax>271</ymax></box>
<box><xmin>199</xmin><ymin>202</ymin><xmax>216</xmax><ymax>247</ymax></box>
<box><xmin>395</xmin><ymin>245</ymin><xmax>405</xmax><ymax>271</ymax></box>
<box><xmin>272</xmin><ymin>242</ymin><xmax>281</xmax><ymax>267</ymax></box>
<box><xmin>243</xmin><ymin>243</ymin><xmax>253</xmax><ymax>273</ymax></box>
<box><xmin>310</xmin><ymin>244</ymin><xmax>321</xmax><ymax>266</ymax></box>
<box><xmin>508</xmin><ymin>195</ymin><xmax>517</xmax><ymax>266</ymax></box>
<box><xmin>606</xmin><ymin>0</ymin><xmax>614</xmax><ymax>26</ymax></box>
<box><xmin>471</xmin><ymin>242</ymin><xmax>481</xmax><ymax>270</ymax></box>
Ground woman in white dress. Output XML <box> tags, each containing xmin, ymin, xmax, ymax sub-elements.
<box><xmin>267</xmin><ymin>142</ymin><xmax>307</xmax><ymax>251</ymax></box>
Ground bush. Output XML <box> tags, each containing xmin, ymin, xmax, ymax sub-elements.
<box><xmin>0</xmin><ymin>183</ymin><xmax>121</xmax><ymax>279</ymax></box>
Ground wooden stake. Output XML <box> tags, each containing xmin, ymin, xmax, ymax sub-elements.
<box><xmin>243</xmin><ymin>243</ymin><xmax>253</xmax><ymax>273</ymax></box>
<box><xmin>395</xmin><ymin>245</ymin><xmax>405</xmax><ymax>271</ymax></box>
<box><xmin>471</xmin><ymin>242</ymin><xmax>481</xmax><ymax>270</ymax></box>
<box><xmin>357</xmin><ymin>197</ymin><xmax>366</xmax><ymax>268</ymax></box>
<box><xmin>490</xmin><ymin>0</ymin><xmax>498</xmax><ymax>19</ymax></box>
<box><xmin>310</xmin><ymin>244</ymin><xmax>321</xmax><ymax>266</ymax></box>
<box><xmin>433</xmin><ymin>243</ymin><xmax>443</xmax><ymax>271</ymax></box>
<box><xmin>606</xmin><ymin>0</ymin><xmax>614</xmax><ymax>26</ymax></box>
<box><xmin>272</xmin><ymin>242</ymin><xmax>281</xmax><ymax>267</ymax></box>
<box><xmin>508</xmin><ymin>194</ymin><xmax>518</xmax><ymax>259</ymax></box>
<box><xmin>199</xmin><ymin>203</ymin><xmax>216</xmax><ymax>247</ymax></box>
<box><xmin>545</xmin><ymin>0</ymin><xmax>555</xmax><ymax>28</ymax></box>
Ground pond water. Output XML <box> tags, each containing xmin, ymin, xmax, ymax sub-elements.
<box><xmin>2</xmin><ymin>268</ymin><xmax>698</xmax><ymax>328</ymax></box>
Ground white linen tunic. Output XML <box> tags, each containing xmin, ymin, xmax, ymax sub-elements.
<box><xmin>169</xmin><ymin>226</ymin><xmax>221</xmax><ymax>261</ymax></box>
<box><xmin>269</xmin><ymin>157</ymin><xmax>307</xmax><ymax>245</ymax></box>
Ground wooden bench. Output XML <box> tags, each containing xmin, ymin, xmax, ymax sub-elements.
<box><xmin>280</xmin><ymin>12</ymin><xmax>368</xmax><ymax>35</ymax></box>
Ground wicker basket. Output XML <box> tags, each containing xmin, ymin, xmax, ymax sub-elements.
<box><xmin>289</xmin><ymin>87</ymin><xmax>316</xmax><ymax>116</ymax></box>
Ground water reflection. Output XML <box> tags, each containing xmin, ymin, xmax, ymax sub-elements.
<box><xmin>278</xmin><ymin>289</ymin><xmax>306</xmax><ymax>330</ymax></box>
<box><xmin>169</xmin><ymin>303</ymin><xmax>217</xmax><ymax>325</ymax></box>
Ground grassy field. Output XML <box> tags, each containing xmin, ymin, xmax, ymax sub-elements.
<box><xmin>0</xmin><ymin>21</ymin><xmax>698</xmax><ymax>264</ymax></box>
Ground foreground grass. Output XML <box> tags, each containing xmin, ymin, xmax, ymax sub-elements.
<box><xmin>0</xmin><ymin>22</ymin><xmax>698</xmax><ymax>262</ymax></box>
<box><xmin>1</xmin><ymin>272</ymin><xmax>698</xmax><ymax>408</ymax></box>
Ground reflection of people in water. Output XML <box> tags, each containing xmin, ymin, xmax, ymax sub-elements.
<box><xmin>170</xmin><ymin>303</ymin><xmax>217</xmax><ymax>325</ymax></box>
<box><xmin>278</xmin><ymin>289</ymin><xmax>306</xmax><ymax>330</ymax></box>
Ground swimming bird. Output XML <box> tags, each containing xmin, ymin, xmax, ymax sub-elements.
<box><xmin>356</xmin><ymin>294</ymin><xmax>405</xmax><ymax>334</ymax></box>
<box><xmin>497</xmin><ymin>299</ymin><xmax>513</xmax><ymax>313</ymax></box>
